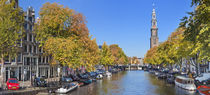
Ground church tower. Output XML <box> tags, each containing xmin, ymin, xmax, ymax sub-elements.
<box><xmin>150</xmin><ymin>5</ymin><xmax>159</xmax><ymax>48</ymax></box>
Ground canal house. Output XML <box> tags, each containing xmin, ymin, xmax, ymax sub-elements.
<box><xmin>0</xmin><ymin>0</ymin><xmax>59</xmax><ymax>87</ymax></box>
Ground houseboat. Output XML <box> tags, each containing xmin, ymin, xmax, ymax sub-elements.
<box><xmin>175</xmin><ymin>76</ymin><xmax>196</xmax><ymax>91</ymax></box>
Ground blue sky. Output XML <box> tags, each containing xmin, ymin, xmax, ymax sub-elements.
<box><xmin>19</xmin><ymin>0</ymin><xmax>192</xmax><ymax>58</ymax></box>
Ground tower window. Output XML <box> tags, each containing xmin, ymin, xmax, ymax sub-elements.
<box><xmin>153</xmin><ymin>22</ymin><xmax>156</xmax><ymax>26</ymax></box>
<box><xmin>154</xmin><ymin>39</ymin><xmax>156</xmax><ymax>44</ymax></box>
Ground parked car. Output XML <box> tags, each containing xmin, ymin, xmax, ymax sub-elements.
<box><xmin>77</xmin><ymin>73</ymin><xmax>89</xmax><ymax>79</ymax></box>
<box><xmin>202</xmin><ymin>78</ymin><xmax>210</xmax><ymax>85</ymax></box>
<box><xmin>166</xmin><ymin>74</ymin><xmax>175</xmax><ymax>84</ymax></box>
<box><xmin>6</xmin><ymin>78</ymin><xmax>20</xmax><ymax>90</ymax></box>
<box><xmin>96</xmin><ymin>69</ymin><xmax>106</xmax><ymax>75</ymax></box>
<box><xmin>70</xmin><ymin>74</ymin><xmax>80</xmax><ymax>81</ymax></box>
<box><xmin>88</xmin><ymin>72</ymin><xmax>97</xmax><ymax>78</ymax></box>
<box><xmin>61</xmin><ymin>76</ymin><xmax>73</xmax><ymax>83</ymax></box>
<box><xmin>34</xmin><ymin>77</ymin><xmax>47</xmax><ymax>87</ymax></box>
<box><xmin>195</xmin><ymin>73</ymin><xmax>210</xmax><ymax>84</ymax></box>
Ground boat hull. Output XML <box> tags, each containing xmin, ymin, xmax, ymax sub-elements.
<box><xmin>197</xmin><ymin>85</ymin><xmax>210</xmax><ymax>95</ymax></box>
<box><xmin>56</xmin><ymin>82</ymin><xmax>78</xmax><ymax>94</ymax></box>
<box><xmin>175</xmin><ymin>81</ymin><xmax>196</xmax><ymax>91</ymax></box>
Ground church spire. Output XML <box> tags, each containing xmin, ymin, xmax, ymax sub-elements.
<box><xmin>151</xmin><ymin>3</ymin><xmax>157</xmax><ymax>28</ymax></box>
<box><xmin>150</xmin><ymin>3</ymin><xmax>159</xmax><ymax>48</ymax></box>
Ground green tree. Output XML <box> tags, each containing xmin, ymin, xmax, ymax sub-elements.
<box><xmin>180</xmin><ymin>0</ymin><xmax>210</xmax><ymax>61</ymax></box>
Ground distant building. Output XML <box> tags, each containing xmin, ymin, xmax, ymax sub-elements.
<box><xmin>150</xmin><ymin>6</ymin><xmax>159</xmax><ymax>48</ymax></box>
<box><xmin>138</xmin><ymin>58</ymin><xmax>144</xmax><ymax>66</ymax></box>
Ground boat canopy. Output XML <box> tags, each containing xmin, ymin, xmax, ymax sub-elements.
<box><xmin>176</xmin><ymin>76</ymin><xmax>194</xmax><ymax>81</ymax></box>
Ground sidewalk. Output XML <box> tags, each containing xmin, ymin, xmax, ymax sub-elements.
<box><xmin>0</xmin><ymin>77</ymin><xmax>61</xmax><ymax>95</ymax></box>
<box><xmin>0</xmin><ymin>86</ymin><xmax>59</xmax><ymax>95</ymax></box>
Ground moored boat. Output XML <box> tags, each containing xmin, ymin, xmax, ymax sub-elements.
<box><xmin>166</xmin><ymin>74</ymin><xmax>175</xmax><ymax>84</ymax></box>
<box><xmin>82</xmin><ymin>79</ymin><xmax>92</xmax><ymax>84</ymax></box>
<box><xmin>105</xmin><ymin>71</ymin><xmax>112</xmax><ymax>77</ymax></box>
<box><xmin>175</xmin><ymin>76</ymin><xmax>196</xmax><ymax>91</ymax></box>
<box><xmin>137</xmin><ymin>66</ymin><xmax>142</xmax><ymax>70</ymax></box>
<box><xmin>96</xmin><ymin>74</ymin><xmax>103</xmax><ymax>79</ymax></box>
<box><xmin>56</xmin><ymin>82</ymin><xmax>78</xmax><ymax>94</ymax></box>
<box><xmin>197</xmin><ymin>85</ymin><xmax>210</xmax><ymax>95</ymax></box>
<box><xmin>78</xmin><ymin>82</ymin><xmax>84</xmax><ymax>87</ymax></box>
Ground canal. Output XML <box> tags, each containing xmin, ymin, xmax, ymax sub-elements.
<box><xmin>68</xmin><ymin>71</ymin><xmax>198</xmax><ymax>95</ymax></box>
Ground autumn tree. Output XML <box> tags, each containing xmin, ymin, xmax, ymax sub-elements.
<box><xmin>144</xmin><ymin>46</ymin><xmax>161</xmax><ymax>65</ymax></box>
<box><xmin>35</xmin><ymin>2</ymin><xmax>73</xmax><ymax>42</ymax></box>
<box><xmin>35</xmin><ymin>2</ymin><xmax>100</xmax><ymax>72</ymax></box>
<box><xmin>80</xmin><ymin>36</ymin><xmax>100</xmax><ymax>72</ymax></box>
<box><xmin>132</xmin><ymin>56</ymin><xmax>140</xmax><ymax>64</ymax></box>
<box><xmin>44</xmin><ymin>36</ymin><xmax>83</xmax><ymax>68</ymax></box>
<box><xmin>0</xmin><ymin>0</ymin><xmax>24</xmax><ymax>85</ymax></box>
<box><xmin>110</xmin><ymin>44</ymin><xmax>128</xmax><ymax>65</ymax></box>
<box><xmin>100</xmin><ymin>42</ymin><xmax>114</xmax><ymax>70</ymax></box>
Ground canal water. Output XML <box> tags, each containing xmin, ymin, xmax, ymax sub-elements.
<box><xmin>67</xmin><ymin>71</ymin><xmax>198</xmax><ymax>95</ymax></box>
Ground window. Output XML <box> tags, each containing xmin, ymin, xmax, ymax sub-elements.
<box><xmin>42</xmin><ymin>57</ymin><xmax>45</xmax><ymax>63</ymax></box>
<box><xmin>33</xmin><ymin>58</ymin><xmax>37</xmax><ymax>65</ymax></box>
<box><xmin>39</xmin><ymin>48</ymin><xmax>41</xmax><ymax>53</ymax></box>
<box><xmin>29</xmin><ymin>17</ymin><xmax>32</xmax><ymax>22</ymax></box>
<box><xmin>34</xmin><ymin>46</ymin><xmax>36</xmax><ymax>53</ymax></box>
<box><xmin>153</xmin><ymin>22</ymin><xmax>156</xmax><ymax>26</ymax></box>
<box><xmin>46</xmin><ymin>57</ymin><xmax>48</xmax><ymax>63</ymax></box>
<box><xmin>11</xmin><ymin>57</ymin><xmax>15</xmax><ymax>62</ymax></box>
<box><xmin>39</xmin><ymin>56</ymin><xmax>41</xmax><ymax>63</ymax></box>
<box><xmin>24</xmin><ymin>23</ymin><xmax>27</xmax><ymax>29</ymax></box>
<box><xmin>17</xmin><ymin>53</ymin><xmax>22</xmax><ymax>63</ymax></box>
<box><xmin>30</xmin><ymin>34</ymin><xmax>32</xmax><ymax>42</ymax></box>
<box><xmin>153</xmin><ymin>15</ymin><xmax>155</xmax><ymax>19</ymax></box>
<box><xmin>24</xmin><ymin>33</ymin><xmax>27</xmax><ymax>41</ymax></box>
<box><xmin>24</xmin><ymin>57</ymin><xmax>27</xmax><ymax>65</ymax></box>
<box><xmin>4</xmin><ymin>56</ymin><xmax>9</xmax><ymax>63</ymax></box>
<box><xmin>154</xmin><ymin>39</ymin><xmax>156</xmax><ymax>44</ymax></box>
<box><xmin>24</xmin><ymin>45</ymin><xmax>28</xmax><ymax>53</ymax></box>
<box><xmin>27</xmin><ymin>57</ymin><xmax>30</xmax><ymax>65</ymax></box>
<box><xmin>29</xmin><ymin>45</ymin><xmax>32</xmax><ymax>53</ymax></box>
<box><xmin>29</xmin><ymin>25</ymin><xmax>33</xmax><ymax>31</ymax></box>
<box><xmin>33</xmin><ymin>36</ymin><xmax>36</xmax><ymax>43</ymax></box>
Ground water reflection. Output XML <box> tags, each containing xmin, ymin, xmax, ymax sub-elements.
<box><xmin>66</xmin><ymin>71</ymin><xmax>198</xmax><ymax>95</ymax></box>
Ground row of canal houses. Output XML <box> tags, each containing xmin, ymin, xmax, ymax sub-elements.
<box><xmin>0</xmin><ymin>0</ymin><xmax>59</xmax><ymax>86</ymax></box>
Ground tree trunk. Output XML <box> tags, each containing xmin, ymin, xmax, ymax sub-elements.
<box><xmin>105</xmin><ymin>65</ymin><xmax>108</xmax><ymax>71</ymax></box>
<box><xmin>1</xmin><ymin>54</ymin><xmax>5</xmax><ymax>89</ymax></box>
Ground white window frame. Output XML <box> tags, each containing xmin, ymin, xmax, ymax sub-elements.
<box><xmin>27</xmin><ymin>33</ymin><xmax>29</xmax><ymax>41</ymax></box>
